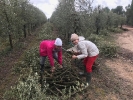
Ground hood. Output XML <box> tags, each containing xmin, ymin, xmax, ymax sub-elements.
<box><xmin>79</xmin><ymin>36</ymin><xmax>85</xmax><ymax>41</ymax></box>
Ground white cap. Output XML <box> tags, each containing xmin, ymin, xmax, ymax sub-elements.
<box><xmin>54</xmin><ymin>38</ymin><xmax>62</xmax><ymax>46</ymax></box>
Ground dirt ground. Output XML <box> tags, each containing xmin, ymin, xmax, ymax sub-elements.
<box><xmin>104</xmin><ymin>26</ymin><xmax>133</xmax><ymax>100</ymax></box>
<box><xmin>106</xmin><ymin>25</ymin><xmax>133</xmax><ymax>86</ymax></box>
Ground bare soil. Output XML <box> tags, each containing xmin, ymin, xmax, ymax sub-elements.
<box><xmin>104</xmin><ymin>26</ymin><xmax>133</xmax><ymax>100</ymax></box>
<box><xmin>107</xmin><ymin>26</ymin><xmax>133</xmax><ymax>85</ymax></box>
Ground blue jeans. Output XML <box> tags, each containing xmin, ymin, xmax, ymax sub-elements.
<box><xmin>40</xmin><ymin>51</ymin><xmax>58</xmax><ymax>65</ymax></box>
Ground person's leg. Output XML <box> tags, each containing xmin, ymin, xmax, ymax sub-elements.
<box><xmin>39</xmin><ymin>56</ymin><xmax>46</xmax><ymax>85</ymax></box>
<box><xmin>50</xmin><ymin>52</ymin><xmax>58</xmax><ymax>72</ymax></box>
<box><xmin>83</xmin><ymin>58</ymin><xmax>87</xmax><ymax>73</ymax></box>
<box><xmin>85</xmin><ymin>55</ymin><xmax>98</xmax><ymax>84</ymax></box>
<box><xmin>79</xmin><ymin>58</ymin><xmax>87</xmax><ymax>76</ymax></box>
<box><xmin>40</xmin><ymin>56</ymin><xmax>47</xmax><ymax>73</ymax></box>
<box><xmin>79</xmin><ymin>66</ymin><xmax>86</xmax><ymax>76</ymax></box>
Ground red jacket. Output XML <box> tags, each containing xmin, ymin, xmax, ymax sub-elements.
<box><xmin>39</xmin><ymin>40</ymin><xmax>62</xmax><ymax>66</ymax></box>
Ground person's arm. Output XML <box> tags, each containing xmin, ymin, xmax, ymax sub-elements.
<box><xmin>76</xmin><ymin>43</ymin><xmax>88</xmax><ymax>59</ymax></box>
<box><xmin>47</xmin><ymin>47</ymin><xmax>54</xmax><ymax>67</ymax></box>
<box><xmin>58</xmin><ymin>50</ymin><xmax>62</xmax><ymax>65</ymax></box>
<box><xmin>72</xmin><ymin>51</ymin><xmax>82</xmax><ymax>55</ymax></box>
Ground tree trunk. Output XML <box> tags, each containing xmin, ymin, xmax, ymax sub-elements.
<box><xmin>96</xmin><ymin>27</ymin><xmax>100</xmax><ymax>35</ymax></box>
<box><xmin>28</xmin><ymin>24</ymin><xmax>31</xmax><ymax>35</ymax></box>
<box><xmin>9</xmin><ymin>34</ymin><xmax>13</xmax><ymax>49</ymax></box>
<box><xmin>23</xmin><ymin>24</ymin><xmax>26</xmax><ymax>38</ymax></box>
<box><xmin>3</xmin><ymin>2</ymin><xmax>13</xmax><ymax>48</ymax></box>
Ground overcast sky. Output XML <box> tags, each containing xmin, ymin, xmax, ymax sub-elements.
<box><xmin>29</xmin><ymin>0</ymin><xmax>132</xmax><ymax>18</ymax></box>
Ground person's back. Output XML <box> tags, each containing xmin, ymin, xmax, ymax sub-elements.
<box><xmin>39</xmin><ymin>40</ymin><xmax>55</xmax><ymax>56</ymax></box>
<box><xmin>78</xmin><ymin>40</ymin><xmax>99</xmax><ymax>57</ymax></box>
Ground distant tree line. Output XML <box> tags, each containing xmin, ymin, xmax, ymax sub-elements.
<box><xmin>125</xmin><ymin>0</ymin><xmax>133</xmax><ymax>26</ymax></box>
<box><xmin>0</xmin><ymin>0</ymin><xmax>47</xmax><ymax>49</ymax></box>
<box><xmin>50</xmin><ymin>0</ymin><xmax>133</xmax><ymax>43</ymax></box>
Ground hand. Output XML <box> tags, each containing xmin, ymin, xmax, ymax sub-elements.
<box><xmin>51</xmin><ymin>67</ymin><xmax>55</xmax><ymax>72</ymax></box>
<box><xmin>59</xmin><ymin>65</ymin><xmax>63</xmax><ymax>68</ymax></box>
<box><xmin>72</xmin><ymin>55</ymin><xmax>77</xmax><ymax>59</ymax></box>
<box><xmin>73</xmin><ymin>51</ymin><xmax>81</xmax><ymax>55</ymax></box>
<box><xmin>67</xmin><ymin>51</ymin><xmax>73</xmax><ymax>55</ymax></box>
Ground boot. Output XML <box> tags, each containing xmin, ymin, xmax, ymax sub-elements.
<box><xmin>79</xmin><ymin>66</ymin><xmax>86</xmax><ymax>76</ymax></box>
<box><xmin>83</xmin><ymin>72</ymin><xmax>91</xmax><ymax>88</ymax></box>
<box><xmin>92</xmin><ymin>65</ymin><xmax>97</xmax><ymax>70</ymax></box>
<box><xmin>86</xmin><ymin>72</ymin><xmax>91</xmax><ymax>84</ymax></box>
<box><xmin>80</xmin><ymin>72</ymin><xmax>91</xmax><ymax>88</ymax></box>
<box><xmin>40</xmin><ymin>64</ymin><xmax>44</xmax><ymax>73</ymax></box>
<box><xmin>39</xmin><ymin>64</ymin><xmax>44</xmax><ymax>85</ymax></box>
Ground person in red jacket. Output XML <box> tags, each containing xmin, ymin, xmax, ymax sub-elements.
<box><xmin>39</xmin><ymin>38</ymin><xmax>63</xmax><ymax>73</ymax></box>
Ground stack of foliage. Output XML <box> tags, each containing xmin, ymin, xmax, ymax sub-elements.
<box><xmin>4</xmin><ymin>24</ymin><xmax>89</xmax><ymax>100</ymax></box>
<box><xmin>40</xmin><ymin>52</ymin><xmax>87</xmax><ymax>96</ymax></box>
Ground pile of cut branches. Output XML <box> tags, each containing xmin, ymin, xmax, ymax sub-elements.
<box><xmin>40</xmin><ymin>51</ymin><xmax>87</xmax><ymax>97</ymax></box>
